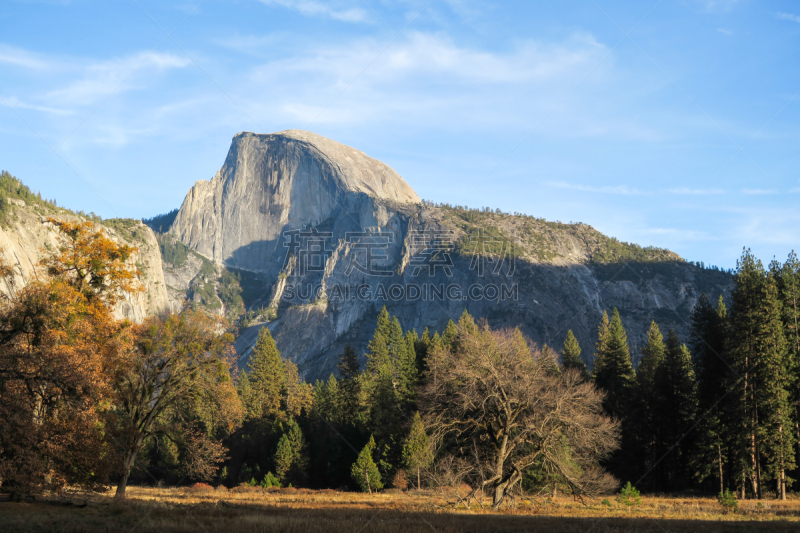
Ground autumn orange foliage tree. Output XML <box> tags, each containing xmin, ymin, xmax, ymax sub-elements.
<box><xmin>0</xmin><ymin>220</ymin><xmax>138</xmax><ymax>496</ymax></box>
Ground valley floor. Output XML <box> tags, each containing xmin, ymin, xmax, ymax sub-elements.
<box><xmin>2</xmin><ymin>486</ymin><xmax>800</xmax><ymax>532</ymax></box>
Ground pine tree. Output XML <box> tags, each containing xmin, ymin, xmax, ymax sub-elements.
<box><xmin>593</xmin><ymin>308</ymin><xmax>635</xmax><ymax>420</ymax></box>
<box><xmin>365</xmin><ymin>307</ymin><xmax>392</xmax><ymax>373</ymax></box>
<box><xmin>561</xmin><ymin>330</ymin><xmax>589</xmax><ymax>381</ymax></box>
<box><xmin>237</xmin><ymin>371</ymin><xmax>252</xmax><ymax>407</ymax></box>
<box><xmin>273</xmin><ymin>433</ymin><xmax>293</xmax><ymax>483</ymax></box>
<box><xmin>655</xmin><ymin>330</ymin><xmax>698</xmax><ymax>490</ymax></box>
<box><xmin>633</xmin><ymin>320</ymin><xmax>665</xmax><ymax>487</ymax></box>
<box><xmin>415</xmin><ymin>327</ymin><xmax>432</xmax><ymax>375</ymax></box>
<box><xmin>246</xmin><ymin>327</ymin><xmax>286</xmax><ymax>420</ymax></box>
<box><xmin>540</xmin><ymin>343</ymin><xmax>562</xmax><ymax>377</ymax></box>
<box><xmin>728</xmin><ymin>249</ymin><xmax>767</xmax><ymax>498</ymax></box>
<box><xmin>774</xmin><ymin>252</ymin><xmax>800</xmax><ymax>472</ymax></box>
<box><xmin>351</xmin><ymin>435</ymin><xmax>382</xmax><ymax>493</ymax></box>
<box><xmin>402</xmin><ymin>412</ymin><xmax>432</xmax><ymax>490</ymax></box>
<box><xmin>689</xmin><ymin>294</ymin><xmax>731</xmax><ymax>493</ymax></box>
<box><xmin>337</xmin><ymin>345</ymin><xmax>363</xmax><ymax>426</ymax></box>
<box><xmin>593</xmin><ymin>310</ymin><xmax>611</xmax><ymax>370</ymax></box>
<box><xmin>389</xmin><ymin>316</ymin><xmax>415</xmax><ymax>399</ymax></box>
<box><xmin>441</xmin><ymin>319</ymin><xmax>458</xmax><ymax>350</ymax></box>
<box><xmin>755</xmin><ymin>275</ymin><xmax>795</xmax><ymax>500</ymax></box>
<box><xmin>284</xmin><ymin>417</ymin><xmax>308</xmax><ymax>485</ymax></box>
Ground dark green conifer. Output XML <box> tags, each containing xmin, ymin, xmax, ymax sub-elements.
<box><xmin>561</xmin><ymin>330</ymin><xmax>589</xmax><ymax>381</ymax></box>
<box><xmin>593</xmin><ymin>308</ymin><xmax>635</xmax><ymax>420</ymax></box>
<box><xmin>655</xmin><ymin>330</ymin><xmax>698</xmax><ymax>490</ymax></box>
<box><xmin>402</xmin><ymin>412</ymin><xmax>432</xmax><ymax>490</ymax></box>
<box><xmin>351</xmin><ymin>435</ymin><xmax>382</xmax><ymax>493</ymax></box>
<box><xmin>633</xmin><ymin>320</ymin><xmax>665</xmax><ymax>487</ymax></box>
<box><xmin>688</xmin><ymin>294</ymin><xmax>731</xmax><ymax>493</ymax></box>
<box><xmin>755</xmin><ymin>275</ymin><xmax>795</xmax><ymax>499</ymax></box>
<box><xmin>728</xmin><ymin>248</ymin><xmax>766</xmax><ymax>498</ymax></box>
<box><xmin>246</xmin><ymin>327</ymin><xmax>286</xmax><ymax>420</ymax></box>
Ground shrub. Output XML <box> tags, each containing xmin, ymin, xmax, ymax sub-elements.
<box><xmin>391</xmin><ymin>469</ymin><xmax>409</xmax><ymax>490</ymax></box>
<box><xmin>601</xmin><ymin>498</ymin><xmax>612</xmax><ymax>507</ymax></box>
<box><xmin>717</xmin><ymin>489</ymin><xmax>738</xmax><ymax>513</ymax></box>
<box><xmin>260</xmin><ymin>472</ymin><xmax>281</xmax><ymax>488</ymax></box>
<box><xmin>189</xmin><ymin>482</ymin><xmax>214</xmax><ymax>491</ymax></box>
<box><xmin>616</xmin><ymin>482</ymin><xmax>641</xmax><ymax>508</ymax></box>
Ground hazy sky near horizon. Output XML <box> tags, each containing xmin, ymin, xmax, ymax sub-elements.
<box><xmin>1</xmin><ymin>0</ymin><xmax>798</xmax><ymax>268</ymax></box>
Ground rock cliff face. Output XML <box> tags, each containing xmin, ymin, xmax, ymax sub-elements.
<box><xmin>170</xmin><ymin>131</ymin><xmax>732</xmax><ymax>380</ymax></box>
<box><xmin>170</xmin><ymin>130</ymin><xmax>420</xmax><ymax>273</ymax></box>
<box><xmin>0</xmin><ymin>203</ymin><xmax>170</xmax><ymax>322</ymax></box>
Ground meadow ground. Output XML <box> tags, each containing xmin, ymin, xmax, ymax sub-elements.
<box><xmin>2</xmin><ymin>486</ymin><xmax>800</xmax><ymax>532</ymax></box>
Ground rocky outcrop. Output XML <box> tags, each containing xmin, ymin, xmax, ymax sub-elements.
<box><xmin>170</xmin><ymin>130</ymin><xmax>420</xmax><ymax>272</ymax></box>
<box><xmin>168</xmin><ymin>130</ymin><xmax>732</xmax><ymax>380</ymax></box>
<box><xmin>0</xmin><ymin>203</ymin><xmax>170</xmax><ymax>322</ymax></box>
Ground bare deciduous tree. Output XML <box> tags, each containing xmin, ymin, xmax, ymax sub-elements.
<box><xmin>421</xmin><ymin>322</ymin><xmax>620</xmax><ymax>508</ymax></box>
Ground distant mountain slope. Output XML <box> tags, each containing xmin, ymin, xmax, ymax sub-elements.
<box><xmin>0</xmin><ymin>171</ymin><xmax>170</xmax><ymax>322</ymax></box>
<box><xmin>164</xmin><ymin>132</ymin><xmax>732</xmax><ymax>380</ymax></box>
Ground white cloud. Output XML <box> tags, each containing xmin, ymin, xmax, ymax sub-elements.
<box><xmin>699</xmin><ymin>0</ymin><xmax>739</xmax><ymax>13</ymax></box>
<box><xmin>547</xmin><ymin>181</ymin><xmax>651</xmax><ymax>196</ymax></box>
<box><xmin>716</xmin><ymin>28</ymin><xmax>733</xmax><ymax>36</ymax></box>
<box><xmin>667</xmin><ymin>187</ymin><xmax>725</xmax><ymax>195</ymax></box>
<box><xmin>257</xmin><ymin>0</ymin><xmax>369</xmax><ymax>22</ymax></box>
<box><xmin>776</xmin><ymin>12</ymin><xmax>800</xmax><ymax>23</ymax></box>
<box><xmin>0</xmin><ymin>44</ymin><xmax>53</xmax><ymax>70</ymax></box>
<box><xmin>742</xmin><ymin>188</ymin><xmax>778</xmax><ymax>195</ymax></box>
<box><xmin>2</xmin><ymin>96</ymin><xmax>73</xmax><ymax>115</ymax></box>
<box><xmin>43</xmin><ymin>51</ymin><xmax>190</xmax><ymax>107</ymax></box>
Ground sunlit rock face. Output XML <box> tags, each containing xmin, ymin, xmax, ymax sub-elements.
<box><xmin>170</xmin><ymin>129</ymin><xmax>420</xmax><ymax>274</ymax></box>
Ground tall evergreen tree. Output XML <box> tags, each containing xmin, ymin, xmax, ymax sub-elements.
<box><xmin>246</xmin><ymin>327</ymin><xmax>286</xmax><ymax>420</ymax></box>
<box><xmin>774</xmin><ymin>252</ymin><xmax>800</xmax><ymax>471</ymax></box>
<box><xmin>561</xmin><ymin>330</ymin><xmax>589</xmax><ymax>381</ymax></box>
<box><xmin>728</xmin><ymin>249</ymin><xmax>767</xmax><ymax>498</ymax></box>
<box><xmin>593</xmin><ymin>308</ymin><xmax>636</xmax><ymax>420</ymax></box>
<box><xmin>273</xmin><ymin>433</ymin><xmax>293</xmax><ymax>483</ymax></box>
<box><xmin>441</xmin><ymin>319</ymin><xmax>458</xmax><ymax>350</ymax></box>
<box><xmin>655</xmin><ymin>330</ymin><xmax>698</xmax><ymax>490</ymax></box>
<box><xmin>365</xmin><ymin>307</ymin><xmax>392</xmax><ymax>373</ymax></box>
<box><xmin>633</xmin><ymin>320</ymin><xmax>666</xmax><ymax>488</ymax></box>
<box><xmin>755</xmin><ymin>275</ymin><xmax>795</xmax><ymax>499</ymax></box>
<box><xmin>402</xmin><ymin>412</ymin><xmax>432</xmax><ymax>490</ymax></box>
<box><xmin>337</xmin><ymin>345</ymin><xmax>363</xmax><ymax>426</ymax></box>
<box><xmin>689</xmin><ymin>294</ymin><xmax>731</xmax><ymax>493</ymax></box>
<box><xmin>593</xmin><ymin>309</ymin><xmax>636</xmax><ymax>482</ymax></box>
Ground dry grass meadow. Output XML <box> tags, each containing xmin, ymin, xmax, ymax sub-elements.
<box><xmin>3</xmin><ymin>485</ymin><xmax>800</xmax><ymax>532</ymax></box>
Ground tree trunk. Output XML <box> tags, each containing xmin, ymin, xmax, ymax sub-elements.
<box><xmin>781</xmin><ymin>468</ymin><xmax>787</xmax><ymax>500</ymax></box>
<box><xmin>755</xmin><ymin>441</ymin><xmax>763</xmax><ymax>500</ymax></box>
<box><xmin>718</xmin><ymin>444</ymin><xmax>724</xmax><ymax>494</ymax></box>
<box><xmin>115</xmin><ymin>446</ymin><xmax>140</xmax><ymax>500</ymax></box>
<box><xmin>492</xmin><ymin>480</ymin><xmax>508</xmax><ymax>507</ymax></box>
<box><xmin>417</xmin><ymin>467</ymin><xmax>421</xmax><ymax>491</ymax></box>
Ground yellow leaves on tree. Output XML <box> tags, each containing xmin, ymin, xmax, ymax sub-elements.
<box><xmin>42</xmin><ymin>218</ymin><xmax>141</xmax><ymax>304</ymax></box>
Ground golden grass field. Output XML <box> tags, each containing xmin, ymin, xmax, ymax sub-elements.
<box><xmin>3</xmin><ymin>485</ymin><xmax>800</xmax><ymax>532</ymax></box>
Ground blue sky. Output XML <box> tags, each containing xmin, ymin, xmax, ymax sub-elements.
<box><xmin>1</xmin><ymin>0</ymin><xmax>799</xmax><ymax>269</ymax></box>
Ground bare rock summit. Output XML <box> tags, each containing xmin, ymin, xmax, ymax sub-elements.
<box><xmin>170</xmin><ymin>130</ymin><xmax>420</xmax><ymax>272</ymax></box>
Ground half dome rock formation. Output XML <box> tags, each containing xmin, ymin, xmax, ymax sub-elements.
<box><xmin>170</xmin><ymin>130</ymin><xmax>420</xmax><ymax>273</ymax></box>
